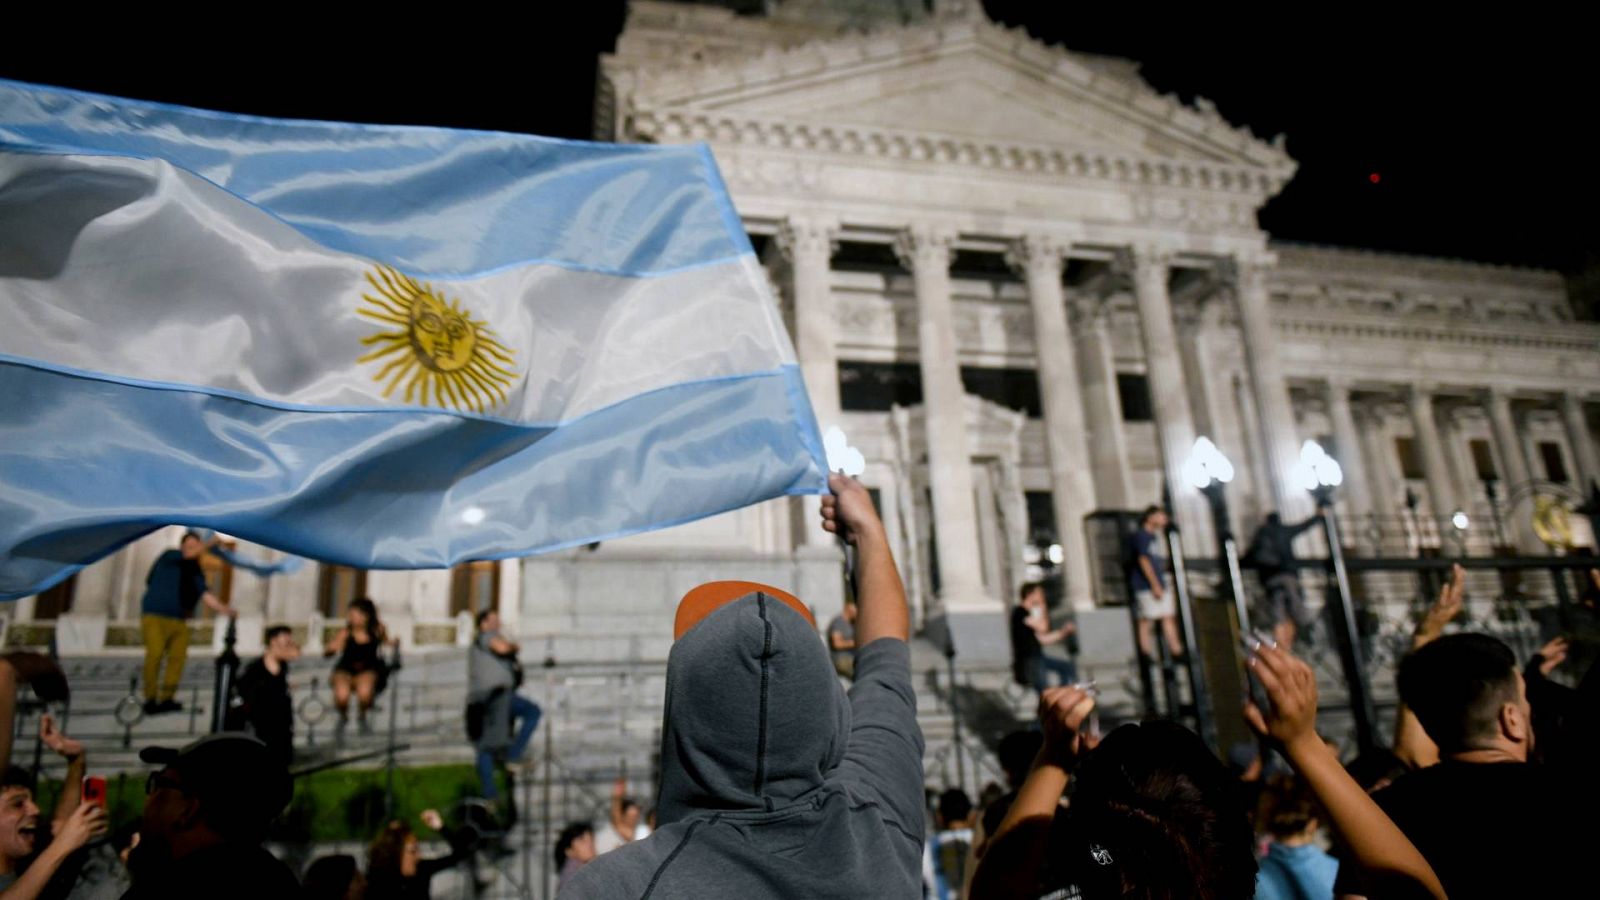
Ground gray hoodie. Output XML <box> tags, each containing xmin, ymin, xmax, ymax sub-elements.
<box><xmin>559</xmin><ymin>591</ymin><xmax>925</xmax><ymax>899</ymax></box>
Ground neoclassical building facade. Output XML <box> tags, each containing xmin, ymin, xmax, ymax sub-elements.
<box><xmin>11</xmin><ymin>0</ymin><xmax>1598</xmax><ymax>661</ymax></box>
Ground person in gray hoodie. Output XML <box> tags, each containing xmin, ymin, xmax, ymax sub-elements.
<box><xmin>559</xmin><ymin>472</ymin><xmax>924</xmax><ymax>899</ymax></box>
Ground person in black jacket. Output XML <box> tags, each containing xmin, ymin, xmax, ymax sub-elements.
<box><xmin>233</xmin><ymin>625</ymin><xmax>301</xmax><ymax>767</ymax></box>
<box><xmin>1243</xmin><ymin>508</ymin><xmax>1325</xmax><ymax>647</ymax></box>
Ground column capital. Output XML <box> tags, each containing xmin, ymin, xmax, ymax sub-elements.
<box><xmin>893</xmin><ymin>224</ymin><xmax>958</xmax><ymax>271</ymax></box>
<box><xmin>1325</xmin><ymin>375</ymin><xmax>1353</xmax><ymax>394</ymax></box>
<box><xmin>1065</xmin><ymin>289</ymin><xmax>1111</xmax><ymax>330</ymax></box>
<box><xmin>1560</xmin><ymin>391</ymin><xmax>1592</xmax><ymax>412</ymax></box>
<box><xmin>773</xmin><ymin>215</ymin><xmax>839</xmax><ymax>263</ymax></box>
<box><xmin>1003</xmin><ymin>233</ymin><xmax>1067</xmax><ymax>278</ymax></box>
<box><xmin>1114</xmin><ymin>245</ymin><xmax>1175</xmax><ymax>292</ymax></box>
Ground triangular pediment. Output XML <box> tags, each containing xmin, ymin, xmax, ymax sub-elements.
<box><xmin>623</xmin><ymin>14</ymin><xmax>1292</xmax><ymax>172</ymax></box>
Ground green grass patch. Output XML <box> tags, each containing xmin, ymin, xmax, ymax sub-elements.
<box><xmin>36</xmin><ymin>764</ymin><xmax>496</xmax><ymax>842</ymax></box>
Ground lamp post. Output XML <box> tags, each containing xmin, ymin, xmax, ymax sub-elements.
<box><xmin>1291</xmin><ymin>440</ymin><xmax>1377</xmax><ymax>752</ymax></box>
<box><xmin>1173</xmin><ymin>436</ymin><xmax>1238</xmax><ymax>752</ymax></box>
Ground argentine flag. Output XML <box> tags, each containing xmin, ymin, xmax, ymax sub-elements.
<box><xmin>0</xmin><ymin>81</ymin><xmax>828</xmax><ymax>601</ymax></box>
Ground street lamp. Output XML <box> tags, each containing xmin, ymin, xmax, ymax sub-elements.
<box><xmin>1168</xmin><ymin>436</ymin><xmax>1235</xmax><ymax>751</ymax></box>
<box><xmin>1289</xmin><ymin>439</ymin><xmax>1376</xmax><ymax>752</ymax></box>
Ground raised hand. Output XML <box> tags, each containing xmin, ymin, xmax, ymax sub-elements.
<box><xmin>1536</xmin><ymin>636</ymin><xmax>1569</xmax><ymax>676</ymax></box>
<box><xmin>1242</xmin><ymin>643</ymin><xmax>1320</xmax><ymax>753</ymax></box>
<box><xmin>1415</xmin><ymin>563</ymin><xmax>1464</xmax><ymax>647</ymax></box>
<box><xmin>39</xmin><ymin>713</ymin><xmax>83</xmax><ymax>760</ymax></box>
<box><xmin>420</xmin><ymin>808</ymin><xmax>443</xmax><ymax>831</ymax></box>
<box><xmin>1037</xmin><ymin>685</ymin><xmax>1096</xmax><ymax>766</ymax></box>
<box><xmin>820</xmin><ymin>472</ymin><xmax>885</xmax><ymax>546</ymax></box>
<box><xmin>56</xmin><ymin>802</ymin><xmax>109</xmax><ymax>853</ymax></box>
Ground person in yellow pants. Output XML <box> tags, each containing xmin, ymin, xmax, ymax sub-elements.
<box><xmin>139</xmin><ymin>532</ymin><xmax>237</xmax><ymax>714</ymax></box>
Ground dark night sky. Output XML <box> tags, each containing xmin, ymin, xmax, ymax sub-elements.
<box><xmin>3</xmin><ymin>2</ymin><xmax>1593</xmax><ymax>281</ymax></box>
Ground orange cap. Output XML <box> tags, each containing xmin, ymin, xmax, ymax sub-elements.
<box><xmin>674</xmin><ymin>581</ymin><xmax>815</xmax><ymax>640</ymax></box>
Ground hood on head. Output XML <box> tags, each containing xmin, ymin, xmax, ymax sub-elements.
<box><xmin>656</xmin><ymin>591</ymin><xmax>848</xmax><ymax>824</ymax></box>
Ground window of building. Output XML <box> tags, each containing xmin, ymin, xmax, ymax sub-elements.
<box><xmin>1539</xmin><ymin>442</ymin><xmax>1569</xmax><ymax>483</ymax></box>
<box><xmin>450</xmin><ymin>561</ymin><xmax>501</xmax><ymax>617</ymax></box>
<box><xmin>317</xmin><ymin>565</ymin><xmax>368</xmax><ymax>618</ymax></box>
<box><xmin>960</xmin><ymin>367</ymin><xmax>1043</xmax><ymax>418</ymax></box>
<box><xmin>839</xmin><ymin>361</ymin><xmax>923</xmax><ymax>411</ymax></box>
<box><xmin>1117</xmin><ymin>373</ymin><xmax>1153</xmax><ymax>422</ymax></box>
<box><xmin>1025</xmin><ymin>491</ymin><xmax>1057</xmax><ymax>544</ymax></box>
<box><xmin>1395</xmin><ymin>437</ymin><xmax>1425</xmax><ymax>480</ymax></box>
<box><xmin>32</xmin><ymin>575</ymin><xmax>76</xmax><ymax>620</ymax></box>
<box><xmin>831</xmin><ymin>240</ymin><xmax>902</xmax><ymax>273</ymax></box>
<box><xmin>1469</xmin><ymin>439</ymin><xmax>1498</xmax><ymax>481</ymax></box>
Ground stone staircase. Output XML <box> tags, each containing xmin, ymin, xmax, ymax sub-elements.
<box><xmin>8</xmin><ymin>630</ymin><xmax>1240</xmax><ymax>898</ymax></box>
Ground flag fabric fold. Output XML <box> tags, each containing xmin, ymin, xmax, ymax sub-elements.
<box><xmin>0</xmin><ymin>80</ymin><xmax>827</xmax><ymax>600</ymax></box>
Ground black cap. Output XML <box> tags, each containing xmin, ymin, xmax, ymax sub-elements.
<box><xmin>140</xmin><ymin>733</ymin><xmax>291</xmax><ymax>838</ymax></box>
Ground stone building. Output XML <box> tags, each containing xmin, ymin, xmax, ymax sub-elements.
<box><xmin>13</xmin><ymin>1</ymin><xmax>1598</xmax><ymax>665</ymax></box>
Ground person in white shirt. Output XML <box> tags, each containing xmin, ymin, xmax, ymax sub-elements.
<box><xmin>593</xmin><ymin>777</ymin><xmax>651</xmax><ymax>854</ymax></box>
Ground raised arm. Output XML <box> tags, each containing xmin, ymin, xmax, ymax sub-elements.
<box><xmin>820</xmin><ymin>473</ymin><xmax>908</xmax><ymax>645</ymax></box>
<box><xmin>1244</xmin><ymin>643</ymin><xmax>1446</xmax><ymax>900</ymax></box>
<box><xmin>1394</xmin><ymin>564</ymin><xmax>1462</xmax><ymax>769</ymax></box>
<box><xmin>39</xmin><ymin>714</ymin><xmax>85</xmax><ymax>833</ymax></box>
<box><xmin>970</xmin><ymin>686</ymin><xmax>1095</xmax><ymax>900</ymax></box>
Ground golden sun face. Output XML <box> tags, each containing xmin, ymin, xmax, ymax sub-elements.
<box><xmin>356</xmin><ymin>264</ymin><xmax>516</xmax><ymax>412</ymax></box>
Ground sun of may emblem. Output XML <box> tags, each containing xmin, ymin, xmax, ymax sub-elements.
<box><xmin>356</xmin><ymin>265</ymin><xmax>517</xmax><ymax>412</ymax></box>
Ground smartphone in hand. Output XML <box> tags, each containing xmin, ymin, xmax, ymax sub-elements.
<box><xmin>82</xmin><ymin>776</ymin><xmax>106</xmax><ymax>808</ymax></box>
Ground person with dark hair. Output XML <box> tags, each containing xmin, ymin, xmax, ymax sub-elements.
<box><xmin>1129</xmin><ymin>506</ymin><xmax>1183</xmax><ymax>660</ymax></box>
<box><xmin>1242</xmin><ymin>508</ymin><xmax>1324</xmax><ymax>647</ymax></box>
<box><xmin>554</xmin><ymin>822</ymin><xmax>595</xmax><ymax>890</ymax></box>
<box><xmin>467</xmin><ymin>609</ymin><xmax>539</xmax><ymax>806</ymax></box>
<box><xmin>1009</xmin><ymin>582</ymin><xmax>1076</xmax><ymax>694</ymax></box>
<box><xmin>593</xmin><ymin>778</ymin><xmax>649</xmax><ymax>854</ymax></box>
<box><xmin>1254</xmin><ymin>775</ymin><xmax>1338</xmax><ymax>900</ymax></box>
<box><xmin>324</xmin><ymin>598</ymin><xmax>390</xmax><ymax>738</ymax></box>
<box><xmin>233</xmin><ymin>624</ymin><xmax>301</xmax><ymax>766</ymax></box>
<box><xmin>927</xmin><ymin>789</ymin><xmax>975</xmax><ymax>900</ymax></box>
<box><xmin>123</xmin><ymin>733</ymin><xmax>298</xmax><ymax>899</ymax></box>
<box><xmin>1333</xmin><ymin>631</ymin><xmax>1582</xmax><ymax>899</ymax></box>
<box><xmin>974</xmin><ymin>644</ymin><xmax>1446</xmax><ymax>900</ymax></box>
<box><xmin>140</xmin><ymin>530</ymin><xmax>238</xmax><ymax>715</ymax></box>
<box><xmin>559</xmin><ymin>473</ymin><xmax>923</xmax><ymax>899</ymax></box>
<box><xmin>0</xmin><ymin>716</ymin><xmax>108</xmax><ymax>899</ymax></box>
<box><xmin>301</xmin><ymin>854</ymin><xmax>364</xmax><ymax>900</ymax></box>
<box><xmin>365</xmin><ymin>809</ymin><xmax>471</xmax><ymax>900</ymax></box>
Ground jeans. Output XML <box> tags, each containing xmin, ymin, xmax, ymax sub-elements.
<box><xmin>1031</xmin><ymin>655</ymin><xmax>1078</xmax><ymax>693</ymax></box>
<box><xmin>477</xmin><ymin>694</ymin><xmax>542</xmax><ymax>801</ymax></box>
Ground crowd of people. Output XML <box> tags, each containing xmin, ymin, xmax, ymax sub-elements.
<box><xmin>0</xmin><ymin>482</ymin><xmax>1593</xmax><ymax>898</ymax></box>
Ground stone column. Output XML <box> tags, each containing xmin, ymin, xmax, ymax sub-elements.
<box><xmin>1229</xmin><ymin>257</ymin><xmax>1302</xmax><ymax>514</ymax></box>
<box><xmin>1069</xmin><ymin>290</ymin><xmax>1134</xmax><ymax>509</ymax></box>
<box><xmin>1560</xmin><ymin>393</ymin><xmax>1600</xmax><ymax>493</ymax></box>
<box><xmin>894</xmin><ymin>225</ymin><xmax>990</xmax><ymax>616</ymax></box>
<box><xmin>1408</xmin><ymin>386</ymin><xmax>1458</xmax><ymax>518</ymax></box>
<box><xmin>1128</xmin><ymin>246</ymin><xmax>1208</xmax><ymax>544</ymax></box>
<box><xmin>1325</xmin><ymin>378</ymin><xmax>1374</xmax><ymax>524</ymax></box>
<box><xmin>1485</xmin><ymin>388</ymin><xmax>1534</xmax><ymax>489</ymax></box>
<box><xmin>1355</xmin><ymin>404</ymin><xmax>1400</xmax><ymax>550</ymax></box>
<box><xmin>774</xmin><ymin>216</ymin><xmax>841</xmax><ymax>550</ymax></box>
<box><xmin>1007</xmin><ymin>235</ymin><xmax>1096</xmax><ymax>608</ymax></box>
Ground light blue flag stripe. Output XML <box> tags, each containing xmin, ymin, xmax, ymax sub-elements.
<box><xmin>0</xmin><ymin>79</ymin><xmax>749</xmax><ymax>279</ymax></box>
<box><xmin>0</xmin><ymin>360</ymin><xmax>825</xmax><ymax>600</ymax></box>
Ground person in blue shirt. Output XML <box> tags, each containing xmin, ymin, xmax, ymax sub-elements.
<box><xmin>1129</xmin><ymin>506</ymin><xmax>1183</xmax><ymax>660</ymax></box>
<box><xmin>141</xmin><ymin>531</ymin><xmax>237</xmax><ymax>715</ymax></box>
<box><xmin>1255</xmin><ymin>774</ymin><xmax>1339</xmax><ymax>900</ymax></box>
